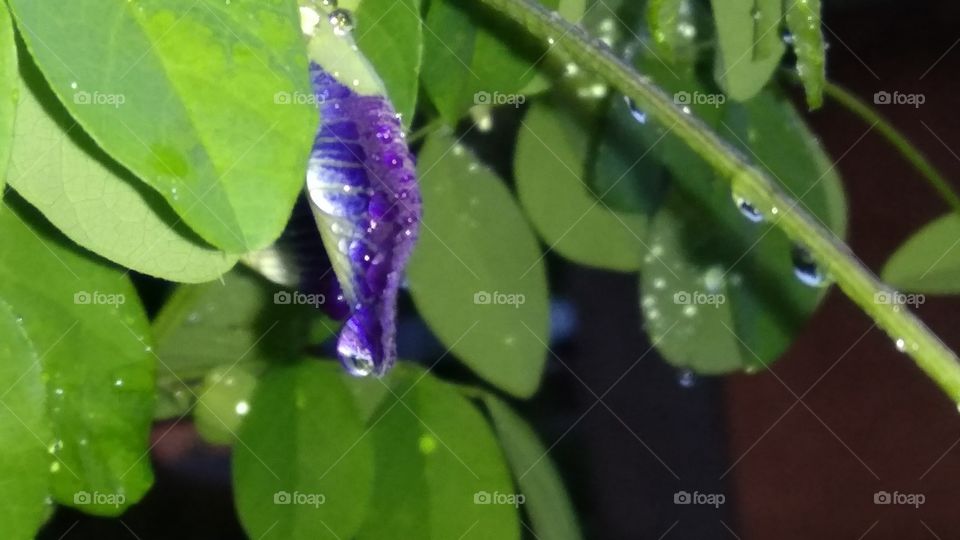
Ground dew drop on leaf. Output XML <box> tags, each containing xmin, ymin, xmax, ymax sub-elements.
<box><xmin>733</xmin><ymin>194</ymin><xmax>764</xmax><ymax>223</ymax></box>
<box><xmin>677</xmin><ymin>369</ymin><xmax>697</xmax><ymax>388</ymax></box>
<box><xmin>791</xmin><ymin>246</ymin><xmax>827</xmax><ymax>287</ymax></box>
<box><xmin>623</xmin><ymin>96</ymin><xmax>647</xmax><ymax>124</ymax></box>
<box><xmin>328</xmin><ymin>8</ymin><xmax>354</xmax><ymax>36</ymax></box>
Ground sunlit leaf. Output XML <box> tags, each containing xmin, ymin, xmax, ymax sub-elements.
<box><xmin>8</xmin><ymin>0</ymin><xmax>315</xmax><ymax>252</ymax></box>
<box><xmin>0</xmin><ymin>196</ymin><xmax>155</xmax><ymax>515</ymax></box>
<box><xmin>234</xmin><ymin>361</ymin><xmax>374</xmax><ymax>540</ymax></box>
<box><xmin>0</xmin><ymin>5</ymin><xmax>16</xmax><ymax>199</ymax></box>
<box><xmin>0</xmin><ymin>299</ymin><xmax>51</xmax><ymax>539</ymax></box>
<box><xmin>355</xmin><ymin>366</ymin><xmax>520</xmax><ymax>540</ymax></box>
<box><xmin>408</xmin><ymin>132</ymin><xmax>549</xmax><ymax>397</ymax></box>
<box><xmin>8</xmin><ymin>55</ymin><xmax>236</xmax><ymax>283</ymax></box>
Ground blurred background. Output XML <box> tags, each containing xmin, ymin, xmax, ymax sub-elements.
<box><xmin>39</xmin><ymin>0</ymin><xmax>960</xmax><ymax>538</ymax></box>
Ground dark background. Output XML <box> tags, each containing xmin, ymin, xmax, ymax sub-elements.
<box><xmin>40</xmin><ymin>0</ymin><xmax>960</xmax><ymax>538</ymax></box>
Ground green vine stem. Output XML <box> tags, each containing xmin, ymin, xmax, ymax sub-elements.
<box><xmin>819</xmin><ymin>80</ymin><xmax>960</xmax><ymax>216</ymax></box>
<box><xmin>477</xmin><ymin>0</ymin><xmax>960</xmax><ymax>403</ymax></box>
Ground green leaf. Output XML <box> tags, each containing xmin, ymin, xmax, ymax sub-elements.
<box><xmin>355</xmin><ymin>366</ymin><xmax>520</xmax><ymax>540</ymax></box>
<box><xmin>0</xmin><ymin>5</ymin><xmax>16</xmax><ymax>198</ymax></box>
<box><xmin>421</xmin><ymin>0</ymin><xmax>560</xmax><ymax>123</ymax></box>
<box><xmin>194</xmin><ymin>364</ymin><xmax>259</xmax><ymax>445</ymax></box>
<box><xmin>710</xmin><ymin>0</ymin><xmax>785</xmax><ymax>101</ymax></box>
<box><xmin>7</xmin><ymin>55</ymin><xmax>237</xmax><ymax>283</ymax></box>
<box><xmin>784</xmin><ymin>0</ymin><xmax>825</xmax><ymax>109</ymax></box>
<box><xmin>515</xmin><ymin>96</ymin><xmax>651</xmax><ymax>271</ymax></box>
<box><xmin>152</xmin><ymin>268</ymin><xmax>336</xmax><ymax>419</ymax></box>
<box><xmin>0</xmin><ymin>196</ymin><xmax>155</xmax><ymax>515</ymax></box>
<box><xmin>640</xmin><ymin>90</ymin><xmax>847</xmax><ymax>373</ymax></box>
<box><xmin>482</xmin><ymin>394</ymin><xmax>582</xmax><ymax>540</ymax></box>
<box><xmin>408</xmin><ymin>132</ymin><xmax>549</xmax><ymax>397</ymax></box>
<box><xmin>0</xmin><ymin>299</ymin><xmax>52</xmax><ymax>539</ymax></box>
<box><xmin>646</xmin><ymin>0</ymin><xmax>699</xmax><ymax>63</ymax></box>
<box><xmin>8</xmin><ymin>0</ymin><xmax>315</xmax><ymax>253</ymax></box>
<box><xmin>354</xmin><ymin>0</ymin><xmax>422</xmax><ymax>125</ymax></box>
<box><xmin>882</xmin><ymin>214</ymin><xmax>960</xmax><ymax>294</ymax></box>
<box><xmin>234</xmin><ymin>361</ymin><xmax>374</xmax><ymax>540</ymax></box>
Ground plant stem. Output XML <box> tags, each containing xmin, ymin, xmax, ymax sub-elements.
<box><xmin>477</xmin><ymin>0</ymin><xmax>960</xmax><ymax>403</ymax></box>
<box><xmin>819</xmin><ymin>80</ymin><xmax>960</xmax><ymax>216</ymax></box>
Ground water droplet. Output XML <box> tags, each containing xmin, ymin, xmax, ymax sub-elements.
<box><xmin>791</xmin><ymin>247</ymin><xmax>827</xmax><ymax>287</ymax></box>
<box><xmin>682</xmin><ymin>305</ymin><xmax>698</xmax><ymax>317</ymax></box>
<box><xmin>652</xmin><ymin>277</ymin><xmax>667</xmax><ymax>289</ymax></box>
<box><xmin>677</xmin><ymin>369</ymin><xmax>697</xmax><ymax>388</ymax></box>
<box><xmin>733</xmin><ymin>195</ymin><xmax>763</xmax><ymax>223</ymax></box>
<box><xmin>328</xmin><ymin>8</ymin><xmax>354</xmax><ymax>36</ymax></box>
<box><xmin>70</xmin><ymin>81</ymin><xmax>78</xmax><ymax>90</ymax></box>
<box><xmin>624</xmin><ymin>96</ymin><xmax>647</xmax><ymax>124</ymax></box>
<box><xmin>235</xmin><ymin>400</ymin><xmax>250</xmax><ymax>416</ymax></box>
<box><xmin>895</xmin><ymin>338</ymin><xmax>906</xmax><ymax>352</ymax></box>
<box><xmin>320</xmin><ymin>0</ymin><xmax>338</xmax><ymax>7</ymax></box>
<box><xmin>114</xmin><ymin>378</ymin><xmax>124</xmax><ymax>387</ymax></box>
<box><xmin>704</xmin><ymin>266</ymin><xmax>725</xmax><ymax>292</ymax></box>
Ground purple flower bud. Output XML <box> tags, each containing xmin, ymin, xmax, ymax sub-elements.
<box><xmin>305</xmin><ymin>62</ymin><xmax>421</xmax><ymax>377</ymax></box>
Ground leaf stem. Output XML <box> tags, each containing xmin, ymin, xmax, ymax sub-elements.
<box><xmin>476</xmin><ymin>0</ymin><xmax>960</xmax><ymax>403</ymax></box>
<box><xmin>819</xmin><ymin>80</ymin><xmax>960</xmax><ymax>216</ymax></box>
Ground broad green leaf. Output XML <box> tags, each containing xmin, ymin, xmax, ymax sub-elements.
<box><xmin>355</xmin><ymin>367</ymin><xmax>520</xmax><ymax>540</ymax></box>
<box><xmin>0</xmin><ymin>5</ymin><xmax>16</xmax><ymax>198</ymax></box>
<box><xmin>882</xmin><ymin>214</ymin><xmax>960</xmax><ymax>294</ymax></box>
<box><xmin>152</xmin><ymin>268</ymin><xmax>335</xmax><ymax>419</ymax></box>
<box><xmin>647</xmin><ymin>0</ymin><xmax>699</xmax><ymax>63</ymax></box>
<box><xmin>408</xmin><ymin>133</ymin><xmax>549</xmax><ymax>397</ymax></box>
<box><xmin>8</xmin><ymin>55</ymin><xmax>236</xmax><ymax>283</ymax></box>
<box><xmin>234</xmin><ymin>361</ymin><xmax>374</xmax><ymax>540</ymax></box>
<box><xmin>711</xmin><ymin>0</ymin><xmax>785</xmax><ymax>101</ymax></box>
<box><xmin>0</xmin><ymin>300</ymin><xmax>52</xmax><ymax>539</ymax></box>
<box><xmin>0</xmin><ymin>196</ymin><xmax>155</xmax><ymax>515</ymax></box>
<box><xmin>515</xmin><ymin>96</ymin><xmax>650</xmax><ymax>271</ymax></box>
<box><xmin>194</xmin><ymin>364</ymin><xmax>259</xmax><ymax>445</ymax></box>
<box><xmin>482</xmin><ymin>394</ymin><xmax>582</xmax><ymax>540</ymax></box>
<box><xmin>354</xmin><ymin>0</ymin><xmax>422</xmax><ymax>125</ymax></box>
<box><xmin>640</xmin><ymin>90</ymin><xmax>847</xmax><ymax>373</ymax></box>
<box><xmin>421</xmin><ymin>0</ymin><xmax>564</xmax><ymax>123</ymax></box>
<box><xmin>784</xmin><ymin>0</ymin><xmax>825</xmax><ymax>109</ymax></box>
<box><xmin>8</xmin><ymin>0</ymin><xmax>315</xmax><ymax>253</ymax></box>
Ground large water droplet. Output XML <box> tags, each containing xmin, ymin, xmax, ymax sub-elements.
<box><xmin>791</xmin><ymin>247</ymin><xmax>826</xmax><ymax>287</ymax></box>
<box><xmin>624</xmin><ymin>96</ymin><xmax>647</xmax><ymax>124</ymax></box>
<box><xmin>733</xmin><ymin>194</ymin><xmax>763</xmax><ymax>223</ymax></box>
<box><xmin>329</xmin><ymin>8</ymin><xmax>354</xmax><ymax>35</ymax></box>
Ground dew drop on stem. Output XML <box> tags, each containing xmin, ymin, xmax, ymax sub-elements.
<box><xmin>791</xmin><ymin>246</ymin><xmax>827</xmax><ymax>287</ymax></box>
